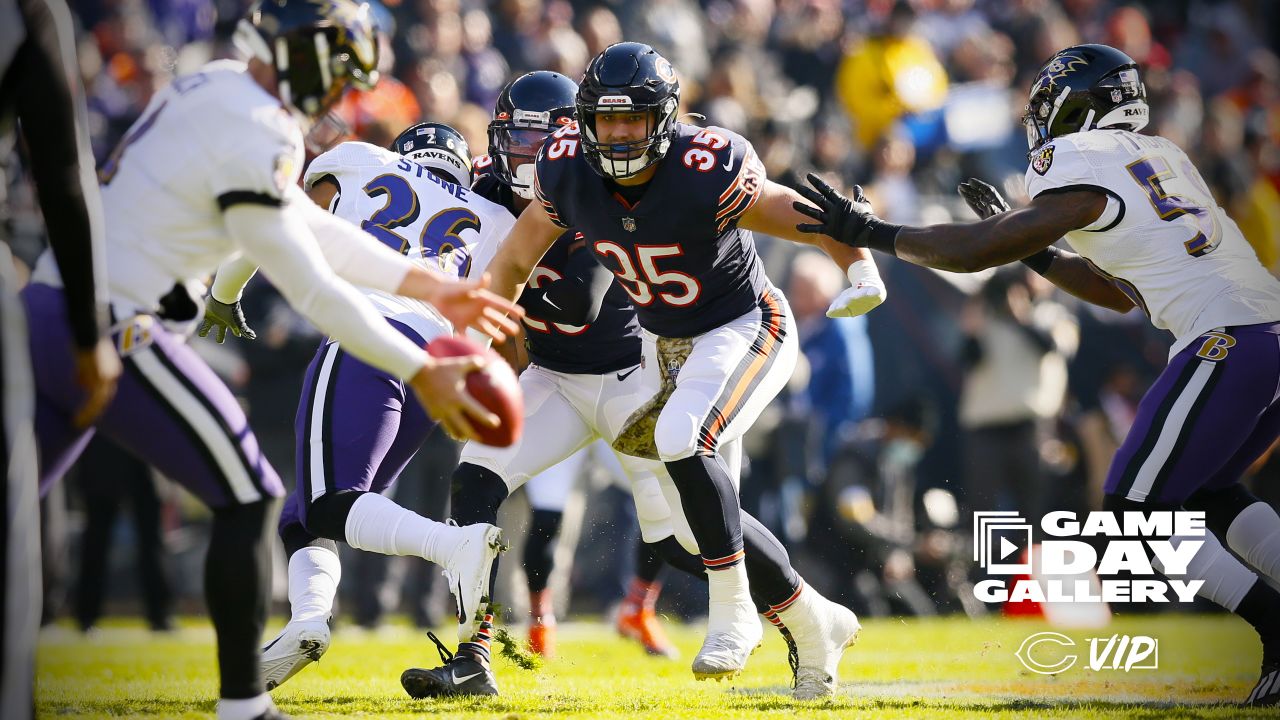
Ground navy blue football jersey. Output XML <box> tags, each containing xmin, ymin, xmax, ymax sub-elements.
<box><xmin>534</xmin><ymin>122</ymin><xmax>770</xmax><ymax>338</ymax></box>
<box><xmin>472</xmin><ymin>155</ymin><xmax>641</xmax><ymax>374</ymax></box>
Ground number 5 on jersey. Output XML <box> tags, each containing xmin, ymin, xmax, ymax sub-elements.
<box><xmin>594</xmin><ymin>242</ymin><xmax>701</xmax><ymax>307</ymax></box>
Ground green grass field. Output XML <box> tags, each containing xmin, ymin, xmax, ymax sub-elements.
<box><xmin>36</xmin><ymin>614</ymin><xmax>1280</xmax><ymax>719</ymax></box>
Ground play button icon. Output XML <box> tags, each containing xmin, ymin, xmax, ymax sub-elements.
<box><xmin>1000</xmin><ymin>536</ymin><xmax>1020</xmax><ymax>561</ymax></box>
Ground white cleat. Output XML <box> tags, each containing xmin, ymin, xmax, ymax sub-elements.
<box><xmin>692</xmin><ymin>603</ymin><xmax>763</xmax><ymax>681</ymax></box>
<box><xmin>789</xmin><ymin>592</ymin><xmax>861</xmax><ymax>700</ymax></box>
<box><xmin>261</xmin><ymin>620</ymin><xmax>330</xmax><ymax>691</ymax></box>
<box><xmin>442</xmin><ymin>521</ymin><xmax>505</xmax><ymax>639</ymax></box>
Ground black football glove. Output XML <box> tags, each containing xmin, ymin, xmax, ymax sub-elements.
<box><xmin>793</xmin><ymin>173</ymin><xmax>901</xmax><ymax>253</ymax></box>
<box><xmin>957</xmin><ymin>178</ymin><xmax>1011</xmax><ymax>220</ymax></box>
<box><xmin>198</xmin><ymin>298</ymin><xmax>256</xmax><ymax>344</ymax></box>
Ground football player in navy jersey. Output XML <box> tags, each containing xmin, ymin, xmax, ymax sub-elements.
<box><xmin>448</xmin><ymin>43</ymin><xmax>880</xmax><ymax>695</ymax></box>
<box><xmin>465</xmin><ymin>71</ymin><xmax>682</xmax><ymax>661</ymax></box>
<box><xmin>404</xmin><ymin>68</ymin><xmax>869</xmax><ymax>700</ymax></box>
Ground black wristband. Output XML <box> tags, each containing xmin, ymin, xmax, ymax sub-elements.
<box><xmin>1021</xmin><ymin>246</ymin><xmax>1063</xmax><ymax>275</ymax></box>
<box><xmin>863</xmin><ymin>218</ymin><xmax>902</xmax><ymax>257</ymax></box>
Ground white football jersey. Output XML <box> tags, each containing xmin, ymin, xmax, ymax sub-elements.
<box><xmin>34</xmin><ymin>60</ymin><xmax>306</xmax><ymax>313</ymax></box>
<box><xmin>1025</xmin><ymin>129</ymin><xmax>1280</xmax><ymax>357</ymax></box>
<box><xmin>304</xmin><ymin>141</ymin><xmax>514</xmax><ymax>341</ymax></box>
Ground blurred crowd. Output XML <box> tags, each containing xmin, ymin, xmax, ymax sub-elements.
<box><xmin>4</xmin><ymin>0</ymin><xmax>1278</xmax><ymax>628</ymax></box>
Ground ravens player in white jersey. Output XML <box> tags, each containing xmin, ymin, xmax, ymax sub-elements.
<box><xmin>20</xmin><ymin>2</ymin><xmax>520</xmax><ymax>718</ymax></box>
<box><xmin>202</xmin><ymin>122</ymin><xmax>516</xmax><ymax>691</ymax></box>
<box><xmin>797</xmin><ymin>43</ymin><xmax>1280</xmax><ymax>706</ymax></box>
<box><xmin>474</xmin><ymin>42</ymin><xmax>876</xmax><ymax>688</ymax></box>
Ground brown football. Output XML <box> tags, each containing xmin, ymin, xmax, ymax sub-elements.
<box><xmin>425</xmin><ymin>335</ymin><xmax>523</xmax><ymax>447</ymax></box>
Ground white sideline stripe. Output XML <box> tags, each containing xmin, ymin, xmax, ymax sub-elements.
<box><xmin>132</xmin><ymin>349</ymin><xmax>260</xmax><ymax>504</ymax></box>
<box><xmin>1126</xmin><ymin>360</ymin><xmax>1215</xmax><ymax>502</ymax></box>
<box><xmin>309</xmin><ymin>343</ymin><xmax>341</xmax><ymax>501</ymax></box>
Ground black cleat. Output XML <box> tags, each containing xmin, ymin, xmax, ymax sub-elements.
<box><xmin>401</xmin><ymin>632</ymin><xmax>500</xmax><ymax>698</ymax></box>
<box><xmin>1247</xmin><ymin>662</ymin><xmax>1280</xmax><ymax>706</ymax></box>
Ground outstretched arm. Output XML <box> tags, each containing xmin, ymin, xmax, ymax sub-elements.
<box><xmin>795</xmin><ymin>172</ymin><xmax>1105</xmax><ymax>271</ymax></box>
<box><xmin>955</xmin><ymin>179</ymin><xmax>1134</xmax><ymax>313</ymax></box>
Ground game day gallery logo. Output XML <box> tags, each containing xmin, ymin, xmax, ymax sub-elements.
<box><xmin>972</xmin><ymin>510</ymin><xmax>1206</xmax><ymax>603</ymax></box>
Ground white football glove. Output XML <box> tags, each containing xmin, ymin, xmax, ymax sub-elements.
<box><xmin>827</xmin><ymin>259</ymin><xmax>887</xmax><ymax>318</ymax></box>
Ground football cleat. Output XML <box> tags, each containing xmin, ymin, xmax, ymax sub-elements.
<box><xmin>260</xmin><ymin>620</ymin><xmax>330</xmax><ymax>691</ymax></box>
<box><xmin>617</xmin><ymin>606</ymin><xmax>679</xmax><ymax>659</ymax></box>
<box><xmin>401</xmin><ymin>632</ymin><xmax>499</xmax><ymax>698</ymax></box>
<box><xmin>442</xmin><ymin>521</ymin><xmax>505</xmax><ymax>637</ymax></box>
<box><xmin>1246</xmin><ymin>662</ymin><xmax>1280</xmax><ymax>705</ymax></box>
<box><xmin>529</xmin><ymin>621</ymin><xmax>555</xmax><ymax>658</ymax></box>
<box><xmin>778</xmin><ymin>586</ymin><xmax>861</xmax><ymax>700</ymax></box>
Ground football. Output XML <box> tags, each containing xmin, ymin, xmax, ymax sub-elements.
<box><xmin>426</xmin><ymin>335</ymin><xmax>523</xmax><ymax>447</ymax></box>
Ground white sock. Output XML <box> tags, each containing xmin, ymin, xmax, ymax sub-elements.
<box><xmin>1158</xmin><ymin>531</ymin><xmax>1258</xmax><ymax>611</ymax></box>
<box><xmin>216</xmin><ymin>693</ymin><xmax>273</xmax><ymax>720</ymax></box>
<box><xmin>343</xmin><ymin>492</ymin><xmax>457</xmax><ymax>564</ymax></box>
<box><xmin>1227</xmin><ymin>501</ymin><xmax>1280</xmax><ymax>584</ymax></box>
<box><xmin>706</xmin><ymin>561</ymin><xmax>750</xmax><ymax>608</ymax></box>
<box><xmin>287</xmin><ymin>546</ymin><xmax>341</xmax><ymax>624</ymax></box>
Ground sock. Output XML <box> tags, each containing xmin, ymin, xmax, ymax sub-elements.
<box><xmin>1238</xmin><ymin>580</ymin><xmax>1280</xmax><ymax>663</ymax></box>
<box><xmin>665</xmin><ymin>454</ymin><xmax>744</xmax><ymax>564</ymax></box>
<box><xmin>530</xmin><ymin>588</ymin><xmax>555</xmax><ymax>626</ymax></box>
<box><xmin>1227</xmin><ymin>502</ymin><xmax>1280</xmax><ymax>584</ymax></box>
<box><xmin>706</xmin><ymin>560</ymin><xmax>751</xmax><ymax>611</ymax></box>
<box><xmin>287</xmin><ymin>546</ymin><xmax>341</xmax><ymax>624</ymax></box>
<box><xmin>459</xmin><ymin>609</ymin><xmax>496</xmax><ymax>667</ymax></box>
<box><xmin>343</xmin><ymin>492</ymin><xmax>457</xmax><ymax>564</ymax></box>
<box><xmin>621</xmin><ymin>577</ymin><xmax>662</xmax><ymax>615</ymax></box>
<box><xmin>523</xmin><ymin>509</ymin><xmax>562</xmax><ymax>593</ymax></box>
<box><xmin>635</xmin><ymin>540</ymin><xmax>665</xmax><ymax>586</ymax></box>
<box><xmin>1156</xmin><ymin>531</ymin><xmax>1258</xmax><ymax>611</ymax></box>
<box><xmin>216</xmin><ymin>693</ymin><xmax>273</xmax><ymax>720</ymax></box>
<box><xmin>207</xmin><ymin>499</ymin><xmax>276</xmax><ymax>700</ymax></box>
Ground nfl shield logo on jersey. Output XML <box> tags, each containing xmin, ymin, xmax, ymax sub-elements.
<box><xmin>1031</xmin><ymin>146</ymin><xmax>1055</xmax><ymax>175</ymax></box>
<box><xmin>622</xmin><ymin>216</ymin><xmax>637</xmax><ymax>232</ymax></box>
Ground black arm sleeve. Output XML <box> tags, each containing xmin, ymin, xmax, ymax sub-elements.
<box><xmin>518</xmin><ymin>246</ymin><xmax>614</xmax><ymax>326</ymax></box>
<box><xmin>13</xmin><ymin>0</ymin><xmax>107</xmax><ymax>348</ymax></box>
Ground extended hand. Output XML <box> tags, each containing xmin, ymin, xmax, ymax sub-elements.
<box><xmin>73</xmin><ymin>337</ymin><xmax>121</xmax><ymax>428</ymax></box>
<box><xmin>957</xmin><ymin>178</ymin><xmax>1011</xmax><ymax>220</ymax></box>
<box><xmin>422</xmin><ymin>273</ymin><xmax>523</xmax><ymax>344</ymax></box>
<box><xmin>794</xmin><ymin>173</ymin><xmax>890</xmax><ymax>249</ymax></box>
<box><xmin>408</xmin><ymin>356</ymin><xmax>499</xmax><ymax>442</ymax></box>
<box><xmin>198</xmin><ymin>298</ymin><xmax>256</xmax><ymax>344</ymax></box>
<box><xmin>827</xmin><ymin>259</ymin><xmax>888</xmax><ymax>318</ymax></box>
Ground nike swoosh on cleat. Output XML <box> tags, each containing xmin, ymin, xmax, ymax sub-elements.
<box><xmin>616</xmin><ymin>366</ymin><xmax>639</xmax><ymax>382</ymax></box>
<box><xmin>452</xmin><ymin>671</ymin><xmax>483</xmax><ymax>685</ymax></box>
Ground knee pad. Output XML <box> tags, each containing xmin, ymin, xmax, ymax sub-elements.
<box><xmin>450</xmin><ymin>462</ymin><xmax>509</xmax><ymax>526</ymax></box>
<box><xmin>654</xmin><ymin>409</ymin><xmax>700</xmax><ymax>462</ymax></box>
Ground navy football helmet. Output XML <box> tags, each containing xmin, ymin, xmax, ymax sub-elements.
<box><xmin>392</xmin><ymin>122</ymin><xmax>472</xmax><ymax>187</ymax></box>
<box><xmin>234</xmin><ymin>0</ymin><xmax>379</xmax><ymax>120</ymax></box>
<box><xmin>576</xmin><ymin>42</ymin><xmax>681</xmax><ymax>179</ymax></box>
<box><xmin>488</xmin><ymin>71</ymin><xmax>579</xmax><ymax>199</ymax></box>
<box><xmin>1024</xmin><ymin>43</ymin><xmax>1149</xmax><ymax>155</ymax></box>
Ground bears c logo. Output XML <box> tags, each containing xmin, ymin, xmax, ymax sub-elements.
<box><xmin>1195</xmin><ymin>331</ymin><xmax>1235</xmax><ymax>361</ymax></box>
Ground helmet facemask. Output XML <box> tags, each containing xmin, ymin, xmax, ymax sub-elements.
<box><xmin>578</xmin><ymin>96</ymin><xmax>679</xmax><ymax>179</ymax></box>
<box><xmin>488</xmin><ymin>114</ymin><xmax>562</xmax><ymax>199</ymax></box>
